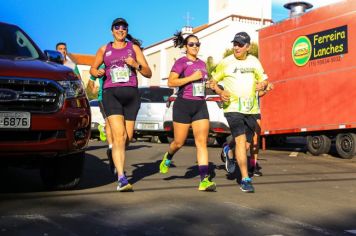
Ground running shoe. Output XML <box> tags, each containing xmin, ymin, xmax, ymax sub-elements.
<box><xmin>107</xmin><ymin>148</ymin><xmax>117</xmax><ymax>175</ymax></box>
<box><xmin>198</xmin><ymin>176</ymin><xmax>216</xmax><ymax>191</ymax></box>
<box><xmin>159</xmin><ymin>152</ymin><xmax>171</xmax><ymax>174</ymax></box>
<box><xmin>222</xmin><ymin>144</ymin><xmax>236</xmax><ymax>174</ymax></box>
<box><xmin>240</xmin><ymin>178</ymin><xmax>255</xmax><ymax>193</ymax></box>
<box><xmin>248</xmin><ymin>167</ymin><xmax>263</xmax><ymax>177</ymax></box>
<box><xmin>117</xmin><ymin>178</ymin><xmax>133</xmax><ymax>192</ymax></box>
<box><xmin>98</xmin><ymin>124</ymin><xmax>107</xmax><ymax>142</ymax></box>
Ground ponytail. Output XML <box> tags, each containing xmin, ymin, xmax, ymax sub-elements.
<box><xmin>173</xmin><ymin>31</ymin><xmax>198</xmax><ymax>48</ymax></box>
<box><xmin>126</xmin><ymin>34</ymin><xmax>142</xmax><ymax>47</ymax></box>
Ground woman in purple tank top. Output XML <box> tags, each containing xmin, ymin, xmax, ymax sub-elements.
<box><xmin>159</xmin><ymin>32</ymin><xmax>216</xmax><ymax>191</ymax></box>
<box><xmin>90</xmin><ymin>18</ymin><xmax>152</xmax><ymax>192</ymax></box>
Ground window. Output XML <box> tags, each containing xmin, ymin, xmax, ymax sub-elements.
<box><xmin>139</xmin><ymin>87</ymin><xmax>173</xmax><ymax>103</ymax></box>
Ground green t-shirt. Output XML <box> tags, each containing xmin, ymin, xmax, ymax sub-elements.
<box><xmin>89</xmin><ymin>64</ymin><xmax>105</xmax><ymax>101</ymax></box>
<box><xmin>212</xmin><ymin>54</ymin><xmax>267</xmax><ymax>114</ymax></box>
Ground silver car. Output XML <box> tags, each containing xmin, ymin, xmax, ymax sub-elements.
<box><xmin>135</xmin><ymin>86</ymin><xmax>174</xmax><ymax>143</ymax></box>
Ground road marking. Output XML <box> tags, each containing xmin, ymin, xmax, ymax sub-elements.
<box><xmin>345</xmin><ymin>230</ymin><xmax>356</xmax><ymax>234</ymax></box>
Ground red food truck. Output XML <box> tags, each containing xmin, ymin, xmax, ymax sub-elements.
<box><xmin>259</xmin><ymin>0</ymin><xmax>356</xmax><ymax>159</ymax></box>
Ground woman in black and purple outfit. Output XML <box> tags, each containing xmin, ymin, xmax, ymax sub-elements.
<box><xmin>90</xmin><ymin>18</ymin><xmax>152</xmax><ymax>192</ymax></box>
<box><xmin>159</xmin><ymin>32</ymin><xmax>216</xmax><ymax>191</ymax></box>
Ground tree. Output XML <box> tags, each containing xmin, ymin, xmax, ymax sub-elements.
<box><xmin>206</xmin><ymin>42</ymin><xmax>259</xmax><ymax>77</ymax></box>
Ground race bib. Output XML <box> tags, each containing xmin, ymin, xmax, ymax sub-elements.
<box><xmin>239</xmin><ymin>97</ymin><xmax>254</xmax><ymax>112</ymax></box>
<box><xmin>192</xmin><ymin>82</ymin><xmax>205</xmax><ymax>97</ymax></box>
<box><xmin>110</xmin><ymin>65</ymin><xmax>130</xmax><ymax>83</ymax></box>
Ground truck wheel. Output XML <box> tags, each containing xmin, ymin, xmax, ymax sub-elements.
<box><xmin>336</xmin><ymin>133</ymin><xmax>356</xmax><ymax>159</ymax></box>
<box><xmin>306</xmin><ymin>135</ymin><xmax>331</xmax><ymax>156</ymax></box>
<box><xmin>40</xmin><ymin>152</ymin><xmax>85</xmax><ymax>190</ymax></box>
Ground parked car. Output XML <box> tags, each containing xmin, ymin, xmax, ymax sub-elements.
<box><xmin>89</xmin><ymin>99</ymin><xmax>105</xmax><ymax>139</ymax></box>
<box><xmin>163</xmin><ymin>88</ymin><xmax>230</xmax><ymax>146</ymax></box>
<box><xmin>0</xmin><ymin>22</ymin><xmax>91</xmax><ymax>190</ymax></box>
<box><xmin>134</xmin><ymin>86</ymin><xmax>174</xmax><ymax>143</ymax></box>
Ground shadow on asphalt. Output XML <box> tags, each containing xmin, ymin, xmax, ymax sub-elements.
<box><xmin>162</xmin><ymin>162</ymin><xmax>217</xmax><ymax>181</ymax></box>
<box><xmin>128</xmin><ymin>160</ymin><xmax>162</xmax><ymax>184</ymax></box>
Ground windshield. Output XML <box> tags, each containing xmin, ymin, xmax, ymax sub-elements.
<box><xmin>0</xmin><ymin>24</ymin><xmax>40</xmax><ymax>59</ymax></box>
<box><xmin>139</xmin><ymin>87</ymin><xmax>173</xmax><ymax>103</ymax></box>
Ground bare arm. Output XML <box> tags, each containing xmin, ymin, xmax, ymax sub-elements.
<box><xmin>209</xmin><ymin>80</ymin><xmax>230</xmax><ymax>102</ymax></box>
<box><xmin>167</xmin><ymin>70</ymin><xmax>203</xmax><ymax>87</ymax></box>
<box><xmin>126</xmin><ymin>45</ymin><xmax>152</xmax><ymax>78</ymax></box>
<box><xmin>90</xmin><ymin>45</ymin><xmax>106</xmax><ymax>78</ymax></box>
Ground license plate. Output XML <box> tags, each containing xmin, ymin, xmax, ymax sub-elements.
<box><xmin>140</xmin><ymin>123</ymin><xmax>158</xmax><ymax>130</ymax></box>
<box><xmin>0</xmin><ymin>112</ymin><xmax>31</xmax><ymax>129</ymax></box>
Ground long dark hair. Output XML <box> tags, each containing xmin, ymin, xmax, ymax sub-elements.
<box><xmin>126</xmin><ymin>34</ymin><xmax>142</xmax><ymax>47</ymax></box>
<box><xmin>173</xmin><ymin>31</ymin><xmax>198</xmax><ymax>48</ymax></box>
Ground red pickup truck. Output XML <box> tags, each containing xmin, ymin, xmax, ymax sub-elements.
<box><xmin>0</xmin><ymin>22</ymin><xmax>91</xmax><ymax>189</ymax></box>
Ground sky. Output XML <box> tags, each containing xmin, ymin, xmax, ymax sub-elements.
<box><xmin>0</xmin><ymin>0</ymin><xmax>342</xmax><ymax>55</ymax></box>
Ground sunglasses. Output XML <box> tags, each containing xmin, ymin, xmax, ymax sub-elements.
<box><xmin>187</xmin><ymin>42</ymin><xmax>201</xmax><ymax>47</ymax></box>
<box><xmin>233</xmin><ymin>41</ymin><xmax>246</xmax><ymax>48</ymax></box>
<box><xmin>113</xmin><ymin>25</ymin><xmax>127</xmax><ymax>31</ymax></box>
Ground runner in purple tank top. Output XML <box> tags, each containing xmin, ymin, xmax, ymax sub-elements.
<box><xmin>90</xmin><ymin>18</ymin><xmax>152</xmax><ymax>192</ymax></box>
<box><xmin>159</xmin><ymin>32</ymin><xmax>216</xmax><ymax>191</ymax></box>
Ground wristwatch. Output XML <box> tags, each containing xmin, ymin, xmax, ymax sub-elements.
<box><xmin>136</xmin><ymin>64</ymin><xmax>142</xmax><ymax>71</ymax></box>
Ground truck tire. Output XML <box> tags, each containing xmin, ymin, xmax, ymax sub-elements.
<box><xmin>306</xmin><ymin>135</ymin><xmax>331</xmax><ymax>156</ymax></box>
<box><xmin>335</xmin><ymin>133</ymin><xmax>356</xmax><ymax>159</ymax></box>
<box><xmin>40</xmin><ymin>152</ymin><xmax>85</xmax><ymax>190</ymax></box>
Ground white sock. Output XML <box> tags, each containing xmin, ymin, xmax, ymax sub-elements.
<box><xmin>109</xmin><ymin>144</ymin><xmax>112</xmax><ymax>149</ymax></box>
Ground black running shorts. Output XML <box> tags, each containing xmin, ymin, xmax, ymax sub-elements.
<box><xmin>173</xmin><ymin>97</ymin><xmax>209</xmax><ymax>124</ymax></box>
<box><xmin>224</xmin><ymin>112</ymin><xmax>257</xmax><ymax>144</ymax></box>
<box><xmin>102</xmin><ymin>86</ymin><xmax>140</xmax><ymax>121</ymax></box>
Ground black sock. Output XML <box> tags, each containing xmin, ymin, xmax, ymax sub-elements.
<box><xmin>167</xmin><ymin>152</ymin><xmax>174</xmax><ymax>160</ymax></box>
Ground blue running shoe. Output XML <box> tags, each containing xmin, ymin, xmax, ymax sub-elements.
<box><xmin>222</xmin><ymin>144</ymin><xmax>236</xmax><ymax>174</ymax></box>
<box><xmin>240</xmin><ymin>178</ymin><xmax>255</xmax><ymax>193</ymax></box>
<box><xmin>117</xmin><ymin>177</ymin><xmax>133</xmax><ymax>192</ymax></box>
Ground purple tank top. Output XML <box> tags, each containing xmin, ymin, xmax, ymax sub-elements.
<box><xmin>171</xmin><ymin>56</ymin><xmax>208</xmax><ymax>100</ymax></box>
<box><xmin>103</xmin><ymin>41</ymin><xmax>138</xmax><ymax>89</ymax></box>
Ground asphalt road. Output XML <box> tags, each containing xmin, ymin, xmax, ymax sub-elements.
<box><xmin>1</xmin><ymin>139</ymin><xmax>356</xmax><ymax>236</ymax></box>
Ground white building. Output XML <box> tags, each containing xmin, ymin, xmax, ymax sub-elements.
<box><xmin>139</xmin><ymin>0</ymin><xmax>273</xmax><ymax>86</ymax></box>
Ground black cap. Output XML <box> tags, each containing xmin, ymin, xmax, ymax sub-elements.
<box><xmin>111</xmin><ymin>18</ymin><xmax>128</xmax><ymax>28</ymax></box>
<box><xmin>231</xmin><ymin>32</ymin><xmax>251</xmax><ymax>45</ymax></box>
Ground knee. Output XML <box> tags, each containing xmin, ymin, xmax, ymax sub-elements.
<box><xmin>195</xmin><ymin>138</ymin><xmax>207</xmax><ymax>149</ymax></box>
<box><xmin>112</xmin><ymin>132</ymin><xmax>127</xmax><ymax>145</ymax></box>
<box><xmin>172</xmin><ymin>140</ymin><xmax>184</xmax><ymax>149</ymax></box>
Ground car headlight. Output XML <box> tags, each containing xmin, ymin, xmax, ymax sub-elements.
<box><xmin>58</xmin><ymin>80</ymin><xmax>85</xmax><ymax>99</ymax></box>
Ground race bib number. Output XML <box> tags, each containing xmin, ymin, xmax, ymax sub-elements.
<box><xmin>239</xmin><ymin>97</ymin><xmax>254</xmax><ymax>112</ymax></box>
<box><xmin>192</xmin><ymin>82</ymin><xmax>205</xmax><ymax>97</ymax></box>
<box><xmin>110</xmin><ymin>66</ymin><xmax>129</xmax><ymax>83</ymax></box>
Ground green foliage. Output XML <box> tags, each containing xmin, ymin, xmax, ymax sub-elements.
<box><xmin>222</xmin><ymin>42</ymin><xmax>259</xmax><ymax>58</ymax></box>
<box><xmin>206</xmin><ymin>56</ymin><xmax>217</xmax><ymax>79</ymax></box>
<box><xmin>206</xmin><ymin>42</ymin><xmax>259</xmax><ymax>77</ymax></box>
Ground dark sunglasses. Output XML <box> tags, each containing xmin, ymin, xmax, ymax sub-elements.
<box><xmin>233</xmin><ymin>41</ymin><xmax>246</xmax><ymax>48</ymax></box>
<box><xmin>113</xmin><ymin>25</ymin><xmax>127</xmax><ymax>31</ymax></box>
<box><xmin>187</xmin><ymin>42</ymin><xmax>201</xmax><ymax>47</ymax></box>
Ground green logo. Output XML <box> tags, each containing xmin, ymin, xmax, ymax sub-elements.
<box><xmin>292</xmin><ymin>36</ymin><xmax>312</xmax><ymax>66</ymax></box>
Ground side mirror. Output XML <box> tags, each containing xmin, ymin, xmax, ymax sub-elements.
<box><xmin>44</xmin><ymin>50</ymin><xmax>64</xmax><ymax>64</ymax></box>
